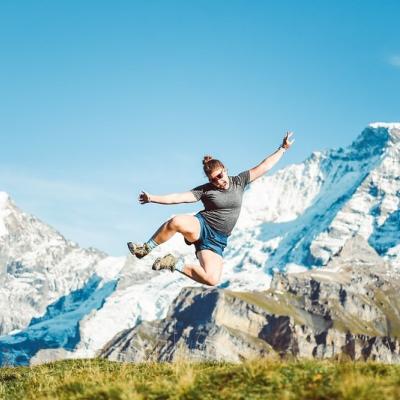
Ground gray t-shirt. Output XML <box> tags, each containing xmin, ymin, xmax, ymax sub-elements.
<box><xmin>190</xmin><ymin>170</ymin><xmax>251</xmax><ymax>235</ymax></box>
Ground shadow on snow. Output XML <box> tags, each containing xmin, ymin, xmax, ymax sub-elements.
<box><xmin>0</xmin><ymin>274</ymin><xmax>117</xmax><ymax>366</ymax></box>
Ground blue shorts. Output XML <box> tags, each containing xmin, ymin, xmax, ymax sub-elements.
<box><xmin>184</xmin><ymin>213</ymin><xmax>229</xmax><ymax>257</ymax></box>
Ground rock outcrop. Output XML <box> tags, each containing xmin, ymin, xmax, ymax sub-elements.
<box><xmin>101</xmin><ymin>235</ymin><xmax>400</xmax><ymax>363</ymax></box>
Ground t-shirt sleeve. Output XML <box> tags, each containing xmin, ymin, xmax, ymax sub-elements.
<box><xmin>237</xmin><ymin>170</ymin><xmax>251</xmax><ymax>188</ymax></box>
<box><xmin>190</xmin><ymin>184</ymin><xmax>206</xmax><ymax>200</ymax></box>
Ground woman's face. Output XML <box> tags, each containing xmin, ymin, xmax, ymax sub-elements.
<box><xmin>209</xmin><ymin>168</ymin><xmax>229</xmax><ymax>189</ymax></box>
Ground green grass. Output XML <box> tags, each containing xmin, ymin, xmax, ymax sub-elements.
<box><xmin>1</xmin><ymin>358</ymin><xmax>400</xmax><ymax>400</ymax></box>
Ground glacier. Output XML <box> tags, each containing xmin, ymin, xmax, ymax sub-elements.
<box><xmin>0</xmin><ymin>123</ymin><xmax>399</xmax><ymax>365</ymax></box>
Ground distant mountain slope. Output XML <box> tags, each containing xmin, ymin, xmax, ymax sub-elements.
<box><xmin>0</xmin><ymin>192</ymin><xmax>125</xmax><ymax>337</ymax></box>
<box><xmin>1</xmin><ymin>123</ymin><xmax>399</xmax><ymax>365</ymax></box>
<box><xmin>229</xmin><ymin>123</ymin><xmax>400</xmax><ymax>274</ymax></box>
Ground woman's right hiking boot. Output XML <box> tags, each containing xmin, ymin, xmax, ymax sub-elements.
<box><xmin>127</xmin><ymin>242</ymin><xmax>151</xmax><ymax>259</ymax></box>
<box><xmin>152</xmin><ymin>254</ymin><xmax>177</xmax><ymax>272</ymax></box>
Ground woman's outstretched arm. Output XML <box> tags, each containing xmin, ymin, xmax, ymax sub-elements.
<box><xmin>138</xmin><ymin>191</ymin><xmax>198</xmax><ymax>205</ymax></box>
<box><xmin>249</xmin><ymin>131</ymin><xmax>295</xmax><ymax>182</ymax></box>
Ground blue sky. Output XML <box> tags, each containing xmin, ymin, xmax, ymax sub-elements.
<box><xmin>1</xmin><ymin>0</ymin><xmax>399</xmax><ymax>255</ymax></box>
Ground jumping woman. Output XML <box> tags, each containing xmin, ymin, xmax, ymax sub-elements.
<box><xmin>128</xmin><ymin>131</ymin><xmax>294</xmax><ymax>286</ymax></box>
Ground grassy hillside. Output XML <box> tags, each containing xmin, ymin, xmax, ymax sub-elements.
<box><xmin>1</xmin><ymin>359</ymin><xmax>400</xmax><ymax>399</ymax></box>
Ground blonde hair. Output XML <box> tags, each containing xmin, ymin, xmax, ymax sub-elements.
<box><xmin>202</xmin><ymin>155</ymin><xmax>225</xmax><ymax>176</ymax></box>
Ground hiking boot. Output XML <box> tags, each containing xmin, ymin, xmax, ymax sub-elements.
<box><xmin>127</xmin><ymin>242</ymin><xmax>151</xmax><ymax>259</ymax></box>
<box><xmin>152</xmin><ymin>254</ymin><xmax>176</xmax><ymax>272</ymax></box>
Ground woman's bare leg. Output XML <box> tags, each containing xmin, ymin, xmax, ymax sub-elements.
<box><xmin>129</xmin><ymin>215</ymin><xmax>201</xmax><ymax>259</ymax></box>
<box><xmin>181</xmin><ymin>249</ymin><xmax>223</xmax><ymax>286</ymax></box>
<box><xmin>152</xmin><ymin>215</ymin><xmax>201</xmax><ymax>244</ymax></box>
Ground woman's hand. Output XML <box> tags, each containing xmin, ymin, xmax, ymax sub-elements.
<box><xmin>281</xmin><ymin>131</ymin><xmax>295</xmax><ymax>149</ymax></box>
<box><xmin>138</xmin><ymin>191</ymin><xmax>151</xmax><ymax>204</ymax></box>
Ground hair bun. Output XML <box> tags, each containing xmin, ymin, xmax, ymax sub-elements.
<box><xmin>202</xmin><ymin>155</ymin><xmax>213</xmax><ymax>165</ymax></box>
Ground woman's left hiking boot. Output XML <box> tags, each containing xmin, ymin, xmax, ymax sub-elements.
<box><xmin>127</xmin><ymin>242</ymin><xmax>151</xmax><ymax>259</ymax></box>
<box><xmin>152</xmin><ymin>254</ymin><xmax>177</xmax><ymax>272</ymax></box>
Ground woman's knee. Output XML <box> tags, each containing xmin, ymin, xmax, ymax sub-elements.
<box><xmin>203</xmin><ymin>275</ymin><xmax>220</xmax><ymax>286</ymax></box>
<box><xmin>168</xmin><ymin>216</ymin><xmax>184</xmax><ymax>231</ymax></box>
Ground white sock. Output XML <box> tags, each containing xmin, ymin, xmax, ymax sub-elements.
<box><xmin>145</xmin><ymin>238</ymin><xmax>159</xmax><ymax>251</ymax></box>
<box><xmin>175</xmin><ymin>258</ymin><xmax>185</xmax><ymax>272</ymax></box>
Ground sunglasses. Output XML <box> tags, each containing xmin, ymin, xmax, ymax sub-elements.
<box><xmin>209</xmin><ymin>170</ymin><xmax>225</xmax><ymax>183</ymax></box>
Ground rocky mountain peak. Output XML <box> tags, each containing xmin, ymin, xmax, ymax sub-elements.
<box><xmin>327</xmin><ymin>234</ymin><xmax>387</xmax><ymax>271</ymax></box>
<box><xmin>347</xmin><ymin>126</ymin><xmax>391</xmax><ymax>159</ymax></box>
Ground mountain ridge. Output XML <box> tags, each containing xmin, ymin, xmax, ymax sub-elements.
<box><xmin>0</xmin><ymin>123</ymin><xmax>399</xmax><ymax>365</ymax></box>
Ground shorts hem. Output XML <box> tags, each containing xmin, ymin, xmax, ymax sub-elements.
<box><xmin>195</xmin><ymin>247</ymin><xmax>224</xmax><ymax>258</ymax></box>
<box><xmin>193</xmin><ymin>212</ymin><xmax>228</xmax><ymax>258</ymax></box>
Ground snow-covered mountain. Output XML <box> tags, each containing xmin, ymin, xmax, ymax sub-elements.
<box><xmin>230</xmin><ymin>122</ymin><xmax>400</xmax><ymax>274</ymax></box>
<box><xmin>0</xmin><ymin>123</ymin><xmax>399</xmax><ymax>365</ymax></box>
<box><xmin>0</xmin><ymin>192</ymin><xmax>127</xmax><ymax>364</ymax></box>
